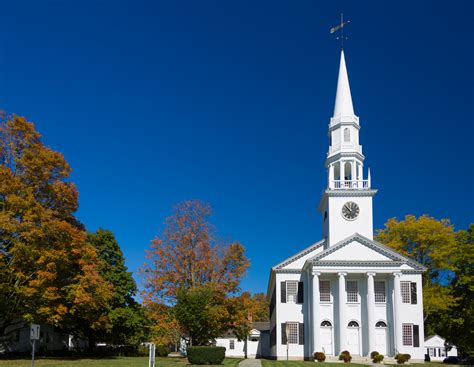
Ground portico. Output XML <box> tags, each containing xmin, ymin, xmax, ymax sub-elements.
<box><xmin>309</xmin><ymin>267</ymin><xmax>403</xmax><ymax>356</ymax></box>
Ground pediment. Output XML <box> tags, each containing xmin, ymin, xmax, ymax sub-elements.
<box><xmin>273</xmin><ymin>239</ymin><xmax>325</xmax><ymax>270</ymax></box>
<box><xmin>309</xmin><ymin>233</ymin><xmax>426</xmax><ymax>271</ymax></box>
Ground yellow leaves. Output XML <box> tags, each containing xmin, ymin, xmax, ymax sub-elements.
<box><xmin>1</xmin><ymin>115</ymin><xmax>114</xmax><ymax>330</ymax></box>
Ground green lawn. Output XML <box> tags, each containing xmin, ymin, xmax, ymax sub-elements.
<box><xmin>261</xmin><ymin>361</ymin><xmax>454</xmax><ymax>367</ymax></box>
<box><xmin>262</xmin><ymin>361</ymin><xmax>368</xmax><ymax>367</ymax></box>
<box><xmin>0</xmin><ymin>357</ymin><xmax>242</xmax><ymax>367</ymax></box>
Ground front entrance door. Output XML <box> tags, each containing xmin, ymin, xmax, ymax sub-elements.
<box><xmin>320</xmin><ymin>321</ymin><xmax>333</xmax><ymax>355</ymax></box>
<box><xmin>347</xmin><ymin>321</ymin><xmax>360</xmax><ymax>355</ymax></box>
<box><xmin>374</xmin><ymin>321</ymin><xmax>387</xmax><ymax>355</ymax></box>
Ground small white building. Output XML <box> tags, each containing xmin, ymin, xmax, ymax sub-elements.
<box><xmin>424</xmin><ymin>335</ymin><xmax>457</xmax><ymax>361</ymax></box>
<box><xmin>215</xmin><ymin>322</ymin><xmax>270</xmax><ymax>358</ymax></box>
<box><xmin>266</xmin><ymin>50</ymin><xmax>427</xmax><ymax>361</ymax></box>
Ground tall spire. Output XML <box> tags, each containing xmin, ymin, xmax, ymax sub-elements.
<box><xmin>333</xmin><ymin>50</ymin><xmax>355</xmax><ymax>118</ymax></box>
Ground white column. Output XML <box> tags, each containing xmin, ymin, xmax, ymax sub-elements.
<box><xmin>329</xmin><ymin>164</ymin><xmax>334</xmax><ymax>189</ymax></box>
<box><xmin>366</xmin><ymin>272</ymin><xmax>376</xmax><ymax>354</ymax></box>
<box><xmin>351</xmin><ymin>160</ymin><xmax>356</xmax><ymax>183</ymax></box>
<box><xmin>340</xmin><ymin>161</ymin><xmax>345</xmax><ymax>181</ymax></box>
<box><xmin>357</xmin><ymin>163</ymin><xmax>362</xmax><ymax>182</ymax></box>
<box><xmin>393</xmin><ymin>272</ymin><xmax>402</xmax><ymax>354</ymax></box>
<box><xmin>312</xmin><ymin>271</ymin><xmax>321</xmax><ymax>353</ymax></box>
<box><xmin>338</xmin><ymin>272</ymin><xmax>347</xmax><ymax>353</ymax></box>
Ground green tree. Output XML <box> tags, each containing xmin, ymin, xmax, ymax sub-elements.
<box><xmin>174</xmin><ymin>286</ymin><xmax>228</xmax><ymax>346</ymax></box>
<box><xmin>431</xmin><ymin>224</ymin><xmax>474</xmax><ymax>355</ymax></box>
<box><xmin>87</xmin><ymin>229</ymin><xmax>147</xmax><ymax>346</ymax></box>
<box><xmin>376</xmin><ymin>215</ymin><xmax>458</xmax><ymax>320</ymax></box>
<box><xmin>0</xmin><ymin>115</ymin><xmax>112</xmax><ymax>338</ymax></box>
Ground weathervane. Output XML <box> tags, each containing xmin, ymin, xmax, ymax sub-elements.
<box><xmin>330</xmin><ymin>13</ymin><xmax>351</xmax><ymax>48</ymax></box>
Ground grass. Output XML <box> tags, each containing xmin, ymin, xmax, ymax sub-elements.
<box><xmin>261</xmin><ymin>361</ymin><xmax>455</xmax><ymax>367</ymax></box>
<box><xmin>0</xmin><ymin>356</ymin><xmax>242</xmax><ymax>367</ymax></box>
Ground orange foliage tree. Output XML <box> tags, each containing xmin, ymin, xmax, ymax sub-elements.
<box><xmin>142</xmin><ymin>200</ymin><xmax>250</xmax><ymax>345</ymax></box>
<box><xmin>0</xmin><ymin>115</ymin><xmax>113</xmax><ymax>337</ymax></box>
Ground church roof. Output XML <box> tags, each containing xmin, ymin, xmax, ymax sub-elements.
<box><xmin>272</xmin><ymin>238</ymin><xmax>325</xmax><ymax>270</ymax></box>
<box><xmin>333</xmin><ymin>49</ymin><xmax>355</xmax><ymax>118</ymax></box>
<box><xmin>308</xmin><ymin>233</ymin><xmax>427</xmax><ymax>272</ymax></box>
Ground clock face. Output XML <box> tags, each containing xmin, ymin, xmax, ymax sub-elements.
<box><xmin>342</xmin><ymin>201</ymin><xmax>360</xmax><ymax>220</ymax></box>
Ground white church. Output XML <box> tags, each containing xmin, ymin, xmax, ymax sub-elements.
<box><xmin>267</xmin><ymin>50</ymin><xmax>426</xmax><ymax>360</ymax></box>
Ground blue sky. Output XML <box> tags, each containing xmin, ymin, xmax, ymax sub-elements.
<box><xmin>0</xmin><ymin>1</ymin><xmax>472</xmax><ymax>295</ymax></box>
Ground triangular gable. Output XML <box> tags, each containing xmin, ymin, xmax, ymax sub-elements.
<box><xmin>273</xmin><ymin>239</ymin><xmax>325</xmax><ymax>270</ymax></box>
<box><xmin>309</xmin><ymin>233</ymin><xmax>426</xmax><ymax>271</ymax></box>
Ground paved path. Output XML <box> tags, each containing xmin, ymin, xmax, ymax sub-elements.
<box><xmin>238</xmin><ymin>358</ymin><xmax>262</xmax><ymax>367</ymax></box>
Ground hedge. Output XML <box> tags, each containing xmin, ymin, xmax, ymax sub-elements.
<box><xmin>187</xmin><ymin>346</ymin><xmax>226</xmax><ymax>365</ymax></box>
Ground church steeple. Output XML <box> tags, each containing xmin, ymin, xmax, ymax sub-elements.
<box><xmin>325</xmin><ymin>49</ymin><xmax>367</xmax><ymax>189</ymax></box>
<box><xmin>333</xmin><ymin>50</ymin><xmax>355</xmax><ymax>118</ymax></box>
<box><xmin>319</xmin><ymin>49</ymin><xmax>377</xmax><ymax>247</ymax></box>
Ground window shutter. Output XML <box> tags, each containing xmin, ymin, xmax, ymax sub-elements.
<box><xmin>413</xmin><ymin>325</ymin><xmax>420</xmax><ymax>347</ymax></box>
<box><xmin>281</xmin><ymin>323</ymin><xmax>287</xmax><ymax>345</ymax></box>
<box><xmin>299</xmin><ymin>323</ymin><xmax>304</xmax><ymax>345</ymax></box>
<box><xmin>297</xmin><ymin>282</ymin><xmax>304</xmax><ymax>303</ymax></box>
<box><xmin>281</xmin><ymin>282</ymin><xmax>286</xmax><ymax>303</ymax></box>
<box><xmin>411</xmin><ymin>282</ymin><xmax>417</xmax><ymax>304</ymax></box>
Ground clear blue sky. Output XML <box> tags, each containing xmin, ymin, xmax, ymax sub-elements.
<box><xmin>0</xmin><ymin>1</ymin><xmax>472</xmax><ymax>295</ymax></box>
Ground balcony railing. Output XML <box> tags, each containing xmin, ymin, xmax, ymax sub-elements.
<box><xmin>330</xmin><ymin>180</ymin><xmax>370</xmax><ymax>190</ymax></box>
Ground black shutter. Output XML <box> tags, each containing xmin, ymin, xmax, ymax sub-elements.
<box><xmin>411</xmin><ymin>282</ymin><xmax>417</xmax><ymax>304</ymax></box>
<box><xmin>281</xmin><ymin>281</ymin><xmax>286</xmax><ymax>303</ymax></box>
<box><xmin>299</xmin><ymin>323</ymin><xmax>304</xmax><ymax>345</ymax></box>
<box><xmin>281</xmin><ymin>323</ymin><xmax>287</xmax><ymax>345</ymax></box>
<box><xmin>413</xmin><ymin>325</ymin><xmax>420</xmax><ymax>347</ymax></box>
<box><xmin>297</xmin><ymin>282</ymin><xmax>304</xmax><ymax>303</ymax></box>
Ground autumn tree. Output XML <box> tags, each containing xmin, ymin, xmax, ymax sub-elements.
<box><xmin>142</xmin><ymin>200</ymin><xmax>250</xmax><ymax>345</ymax></box>
<box><xmin>0</xmin><ymin>115</ymin><xmax>112</xmax><ymax>338</ymax></box>
<box><xmin>376</xmin><ymin>215</ymin><xmax>458</xmax><ymax>320</ymax></box>
<box><xmin>225</xmin><ymin>292</ymin><xmax>269</xmax><ymax>358</ymax></box>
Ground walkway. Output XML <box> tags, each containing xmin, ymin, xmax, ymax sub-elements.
<box><xmin>238</xmin><ymin>358</ymin><xmax>262</xmax><ymax>367</ymax></box>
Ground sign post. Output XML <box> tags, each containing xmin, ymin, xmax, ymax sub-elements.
<box><xmin>30</xmin><ymin>324</ymin><xmax>40</xmax><ymax>367</ymax></box>
<box><xmin>148</xmin><ymin>343</ymin><xmax>155</xmax><ymax>367</ymax></box>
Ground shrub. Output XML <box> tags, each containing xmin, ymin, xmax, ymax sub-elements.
<box><xmin>395</xmin><ymin>353</ymin><xmax>411</xmax><ymax>364</ymax></box>
<box><xmin>373</xmin><ymin>354</ymin><xmax>384</xmax><ymax>363</ymax></box>
<box><xmin>187</xmin><ymin>346</ymin><xmax>226</xmax><ymax>365</ymax></box>
<box><xmin>137</xmin><ymin>345</ymin><xmax>149</xmax><ymax>357</ymax></box>
<box><xmin>156</xmin><ymin>344</ymin><xmax>170</xmax><ymax>357</ymax></box>
<box><xmin>371</xmin><ymin>351</ymin><xmax>380</xmax><ymax>359</ymax></box>
<box><xmin>339</xmin><ymin>350</ymin><xmax>352</xmax><ymax>363</ymax></box>
<box><xmin>314</xmin><ymin>352</ymin><xmax>326</xmax><ymax>362</ymax></box>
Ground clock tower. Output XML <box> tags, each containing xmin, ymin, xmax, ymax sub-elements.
<box><xmin>318</xmin><ymin>50</ymin><xmax>377</xmax><ymax>248</ymax></box>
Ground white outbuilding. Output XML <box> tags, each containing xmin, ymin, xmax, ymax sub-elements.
<box><xmin>424</xmin><ymin>335</ymin><xmax>457</xmax><ymax>361</ymax></box>
<box><xmin>266</xmin><ymin>49</ymin><xmax>427</xmax><ymax>361</ymax></box>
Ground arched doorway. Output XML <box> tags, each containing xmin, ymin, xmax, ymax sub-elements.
<box><xmin>320</xmin><ymin>320</ymin><xmax>333</xmax><ymax>355</ymax></box>
<box><xmin>375</xmin><ymin>321</ymin><xmax>387</xmax><ymax>355</ymax></box>
<box><xmin>347</xmin><ymin>321</ymin><xmax>360</xmax><ymax>355</ymax></box>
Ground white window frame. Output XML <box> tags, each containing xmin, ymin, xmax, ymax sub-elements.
<box><xmin>402</xmin><ymin>323</ymin><xmax>413</xmax><ymax>346</ymax></box>
<box><xmin>346</xmin><ymin>280</ymin><xmax>359</xmax><ymax>303</ymax></box>
<box><xmin>374</xmin><ymin>280</ymin><xmax>386</xmax><ymax>303</ymax></box>
<box><xmin>286</xmin><ymin>322</ymin><xmax>299</xmax><ymax>344</ymax></box>
<box><xmin>229</xmin><ymin>339</ymin><xmax>235</xmax><ymax>350</ymax></box>
<box><xmin>401</xmin><ymin>281</ymin><xmax>411</xmax><ymax>303</ymax></box>
<box><xmin>319</xmin><ymin>280</ymin><xmax>331</xmax><ymax>303</ymax></box>
<box><xmin>286</xmin><ymin>280</ymin><xmax>298</xmax><ymax>303</ymax></box>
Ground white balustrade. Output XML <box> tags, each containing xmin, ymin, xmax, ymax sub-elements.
<box><xmin>331</xmin><ymin>180</ymin><xmax>369</xmax><ymax>189</ymax></box>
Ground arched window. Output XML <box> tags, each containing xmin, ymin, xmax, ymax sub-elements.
<box><xmin>376</xmin><ymin>321</ymin><xmax>387</xmax><ymax>328</ymax></box>
<box><xmin>321</xmin><ymin>321</ymin><xmax>332</xmax><ymax>327</ymax></box>
<box><xmin>348</xmin><ymin>321</ymin><xmax>359</xmax><ymax>328</ymax></box>
<box><xmin>344</xmin><ymin>128</ymin><xmax>350</xmax><ymax>142</ymax></box>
